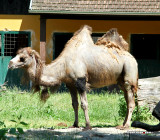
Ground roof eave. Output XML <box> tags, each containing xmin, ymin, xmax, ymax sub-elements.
<box><xmin>28</xmin><ymin>10</ymin><xmax>160</xmax><ymax>16</ymax></box>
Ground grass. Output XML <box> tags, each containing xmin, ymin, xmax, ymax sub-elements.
<box><xmin>0</xmin><ymin>87</ymin><xmax>158</xmax><ymax>130</ymax></box>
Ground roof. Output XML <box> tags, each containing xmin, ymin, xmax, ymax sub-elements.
<box><xmin>29</xmin><ymin>0</ymin><xmax>160</xmax><ymax>16</ymax></box>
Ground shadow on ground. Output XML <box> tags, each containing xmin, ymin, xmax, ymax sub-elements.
<box><xmin>6</xmin><ymin>127</ymin><xmax>160</xmax><ymax>140</ymax></box>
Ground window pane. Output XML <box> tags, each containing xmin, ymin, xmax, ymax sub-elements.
<box><xmin>4</xmin><ymin>33</ymin><xmax>29</xmax><ymax>56</ymax></box>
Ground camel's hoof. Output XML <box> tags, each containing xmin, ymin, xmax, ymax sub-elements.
<box><xmin>69</xmin><ymin>125</ymin><xmax>80</xmax><ymax>128</ymax></box>
<box><xmin>116</xmin><ymin>125</ymin><xmax>129</xmax><ymax>130</ymax></box>
<box><xmin>82</xmin><ymin>126</ymin><xmax>92</xmax><ymax>131</ymax></box>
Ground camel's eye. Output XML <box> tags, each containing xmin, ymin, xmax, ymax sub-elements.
<box><xmin>20</xmin><ymin>57</ymin><xmax>25</xmax><ymax>62</ymax></box>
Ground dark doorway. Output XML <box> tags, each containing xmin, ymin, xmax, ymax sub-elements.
<box><xmin>53</xmin><ymin>33</ymin><xmax>72</xmax><ymax>59</ymax></box>
<box><xmin>131</xmin><ymin>34</ymin><xmax>160</xmax><ymax>78</ymax></box>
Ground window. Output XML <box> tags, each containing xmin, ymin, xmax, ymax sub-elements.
<box><xmin>0</xmin><ymin>31</ymin><xmax>31</xmax><ymax>57</ymax></box>
<box><xmin>0</xmin><ymin>31</ymin><xmax>31</xmax><ymax>89</ymax></box>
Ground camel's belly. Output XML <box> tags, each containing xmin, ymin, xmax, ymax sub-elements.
<box><xmin>85</xmin><ymin>57</ymin><xmax>123</xmax><ymax>88</ymax></box>
<box><xmin>87</xmin><ymin>70</ymin><xmax>120</xmax><ymax>88</ymax></box>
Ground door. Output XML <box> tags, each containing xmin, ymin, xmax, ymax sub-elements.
<box><xmin>0</xmin><ymin>31</ymin><xmax>31</xmax><ymax>90</ymax></box>
<box><xmin>131</xmin><ymin>34</ymin><xmax>160</xmax><ymax>78</ymax></box>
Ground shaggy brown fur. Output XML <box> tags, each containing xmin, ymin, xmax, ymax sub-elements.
<box><xmin>96</xmin><ymin>28</ymin><xmax>129</xmax><ymax>51</ymax></box>
<box><xmin>18</xmin><ymin>47</ymin><xmax>44</xmax><ymax>95</ymax></box>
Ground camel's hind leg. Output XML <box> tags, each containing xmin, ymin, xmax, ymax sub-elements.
<box><xmin>66</xmin><ymin>84</ymin><xmax>79</xmax><ymax>128</ymax></box>
<box><xmin>116</xmin><ymin>59</ymin><xmax>138</xmax><ymax>130</ymax></box>
<box><xmin>117</xmin><ymin>81</ymin><xmax>136</xmax><ymax>130</ymax></box>
<box><xmin>123</xmin><ymin>81</ymin><xmax>136</xmax><ymax>128</ymax></box>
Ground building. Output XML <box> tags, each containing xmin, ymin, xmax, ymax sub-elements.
<box><xmin>0</xmin><ymin>0</ymin><xmax>160</xmax><ymax>88</ymax></box>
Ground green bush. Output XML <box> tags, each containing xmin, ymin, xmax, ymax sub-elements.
<box><xmin>118</xmin><ymin>95</ymin><xmax>154</xmax><ymax>122</ymax></box>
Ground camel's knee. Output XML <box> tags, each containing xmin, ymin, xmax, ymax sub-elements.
<box><xmin>81</xmin><ymin>101</ymin><xmax>88</xmax><ymax>110</ymax></box>
<box><xmin>125</xmin><ymin>85</ymin><xmax>135</xmax><ymax>109</ymax></box>
<box><xmin>124</xmin><ymin>81</ymin><xmax>131</xmax><ymax>91</ymax></box>
<box><xmin>124</xmin><ymin>81</ymin><xmax>138</xmax><ymax>94</ymax></box>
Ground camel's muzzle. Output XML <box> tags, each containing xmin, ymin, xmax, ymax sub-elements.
<box><xmin>8</xmin><ymin>61</ymin><xmax>14</xmax><ymax>69</ymax></box>
<box><xmin>8</xmin><ymin>61</ymin><xmax>24</xmax><ymax>69</ymax></box>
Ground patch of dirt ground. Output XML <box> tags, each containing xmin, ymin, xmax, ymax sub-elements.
<box><xmin>6</xmin><ymin>127</ymin><xmax>160</xmax><ymax>140</ymax></box>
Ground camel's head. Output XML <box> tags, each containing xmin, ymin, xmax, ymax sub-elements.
<box><xmin>8</xmin><ymin>47</ymin><xmax>40</xmax><ymax>69</ymax></box>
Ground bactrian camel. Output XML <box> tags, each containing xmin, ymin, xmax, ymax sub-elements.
<box><xmin>8</xmin><ymin>25</ymin><xmax>138</xmax><ymax>130</ymax></box>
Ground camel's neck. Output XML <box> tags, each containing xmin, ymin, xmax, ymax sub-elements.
<box><xmin>27</xmin><ymin>59</ymin><xmax>38</xmax><ymax>82</ymax></box>
<box><xmin>39</xmin><ymin>58</ymin><xmax>65</xmax><ymax>86</ymax></box>
<box><xmin>27</xmin><ymin>55</ymin><xmax>65</xmax><ymax>87</ymax></box>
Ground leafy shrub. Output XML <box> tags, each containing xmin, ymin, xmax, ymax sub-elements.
<box><xmin>118</xmin><ymin>95</ymin><xmax>153</xmax><ymax>122</ymax></box>
<box><xmin>0</xmin><ymin>115</ymin><xmax>28</xmax><ymax>139</ymax></box>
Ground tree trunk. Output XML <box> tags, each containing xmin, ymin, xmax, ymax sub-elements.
<box><xmin>137</xmin><ymin>76</ymin><xmax>160</xmax><ymax>111</ymax></box>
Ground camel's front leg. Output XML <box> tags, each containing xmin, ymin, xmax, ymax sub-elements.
<box><xmin>79</xmin><ymin>91</ymin><xmax>92</xmax><ymax>130</ymax></box>
<box><xmin>66</xmin><ymin>84</ymin><xmax>79</xmax><ymax>128</ymax></box>
<box><xmin>75</xmin><ymin>77</ymin><xmax>92</xmax><ymax>130</ymax></box>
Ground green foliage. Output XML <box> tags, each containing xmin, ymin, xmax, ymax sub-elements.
<box><xmin>0</xmin><ymin>121</ymin><xmax>8</xmax><ymax>139</ymax></box>
<box><xmin>118</xmin><ymin>96</ymin><xmax>127</xmax><ymax>119</ymax></box>
<box><xmin>0</xmin><ymin>114</ymin><xmax>28</xmax><ymax>139</ymax></box>
<box><xmin>118</xmin><ymin>95</ymin><xmax>154</xmax><ymax>122</ymax></box>
<box><xmin>10</xmin><ymin>114</ymin><xmax>28</xmax><ymax>127</ymax></box>
<box><xmin>0</xmin><ymin>128</ymin><xmax>8</xmax><ymax>139</ymax></box>
<box><xmin>0</xmin><ymin>121</ymin><xmax>6</xmax><ymax>128</ymax></box>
